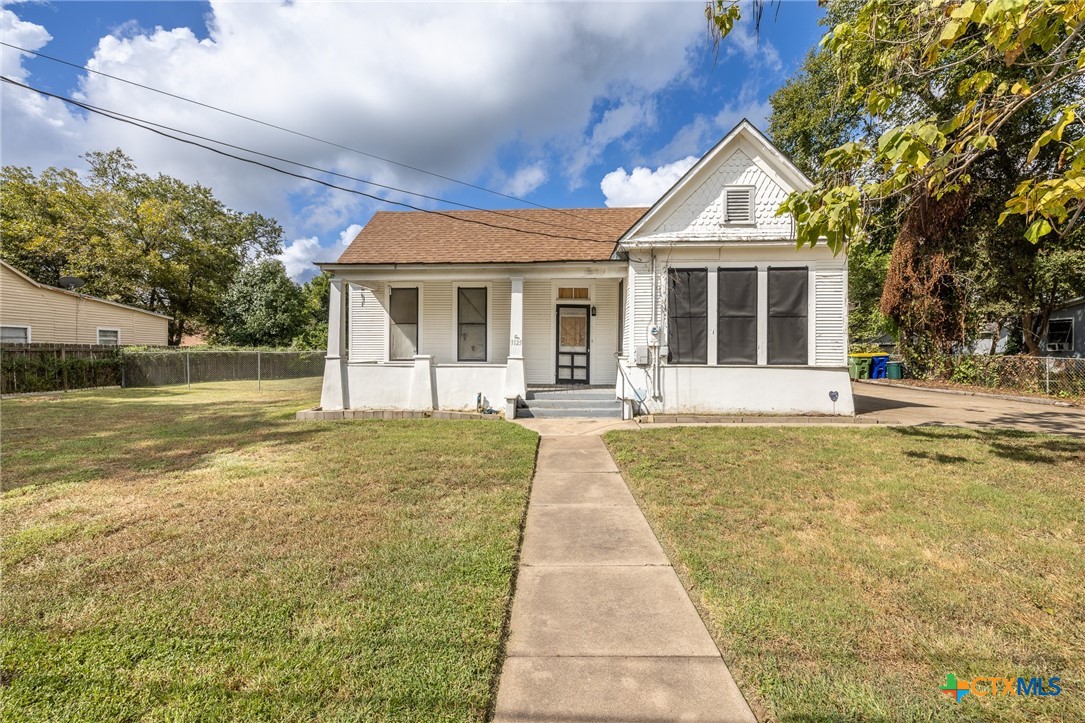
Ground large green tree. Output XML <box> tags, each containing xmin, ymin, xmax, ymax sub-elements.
<box><xmin>214</xmin><ymin>259</ymin><xmax>307</xmax><ymax>347</ymax></box>
<box><xmin>1</xmin><ymin>150</ymin><xmax>283</xmax><ymax>344</ymax></box>
<box><xmin>720</xmin><ymin>0</ymin><xmax>1085</xmax><ymax>364</ymax></box>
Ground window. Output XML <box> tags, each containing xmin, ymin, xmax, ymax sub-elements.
<box><xmin>723</xmin><ymin>187</ymin><xmax>755</xmax><ymax>224</ymax></box>
<box><xmin>1</xmin><ymin>326</ymin><xmax>29</xmax><ymax>344</ymax></box>
<box><xmin>1047</xmin><ymin>319</ymin><xmax>1073</xmax><ymax>352</ymax></box>
<box><xmin>667</xmin><ymin>268</ymin><xmax>708</xmax><ymax>364</ymax></box>
<box><xmin>767</xmin><ymin>267</ymin><xmax>808</xmax><ymax>365</ymax></box>
<box><xmin>558</xmin><ymin>287</ymin><xmax>590</xmax><ymax>300</ymax></box>
<box><xmin>717</xmin><ymin>268</ymin><xmax>757</xmax><ymax>364</ymax></box>
<box><xmin>457</xmin><ymin>287</ymin><xmax>487</xmax><ymax>361</ymax></box>
<box><xmin>389</xmin><ymin>287</ymin><xmax>419</xmax><ymax>359</ymax></box>
<box><xmin>97</xmin><ymin>328</ymin><xmax>120</xmax><ymax>346</ymax></box>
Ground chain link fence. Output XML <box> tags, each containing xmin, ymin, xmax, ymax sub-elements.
<box><xmin>939</xmin><ymin>354</ymin><xmax>1085</xmax><ymax>400</ymax></box>
<box><xmin>122</xmin><ymin>350</ymin><xmax>325</xmax><ymax>389</ymax></box>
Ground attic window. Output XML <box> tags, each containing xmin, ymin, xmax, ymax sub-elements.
<box><xmin>723</xmin><ymin>187</ymin><xmax>755</xmax><ymax>224</ymax></box>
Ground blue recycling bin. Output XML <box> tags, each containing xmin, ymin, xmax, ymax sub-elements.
<box><xmin>870</xmin><ymin>355</ymin><xmax>890</xmax><ymax>379</ymax></box>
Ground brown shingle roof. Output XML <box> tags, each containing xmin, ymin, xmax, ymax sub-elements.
<box><xmin>335</xmin><ymin>207</ymin><xmax>648</xmax><ymax>264</ymax></box>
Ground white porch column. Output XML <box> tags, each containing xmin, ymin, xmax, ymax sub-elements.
<box><xmin>321</xmin><ymin>278</ymin><xmax>348</xmax><ymax>410</ymax></box>
<box><xmin>504</xmin><ymin>276</ymin><xmax>526</xmax><ymax>417</ymax></box>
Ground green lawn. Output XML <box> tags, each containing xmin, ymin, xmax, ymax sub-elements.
<box><xmin>605</xmin><ymin>426</ymin><xmax>1084</xmax><ymax>723</ymax></box>
<box><xmin>1</xmin><ymin>382</ymin><xmax>538</xmax><ymax>721</ymax></box>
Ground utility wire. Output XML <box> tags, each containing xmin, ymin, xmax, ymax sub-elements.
<box><xmin>2</xmin><ymin>76</ymin><xmax>621</xmax><ymax>247</ymax></box>
<box><xmin>2</xmin><ymin>41</ymin><xmax>602</xmax><ymax>227</ymax></box>
<box><xmin>32</xmin><ymin>94</ymin><xmax>611</xmax><ymax>239</ymax></box>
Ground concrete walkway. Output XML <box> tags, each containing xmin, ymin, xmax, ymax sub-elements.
<box><xmin>493</xmin><ymin>434</ymin><xmax>756</xmax><ymax>723</ymax></box>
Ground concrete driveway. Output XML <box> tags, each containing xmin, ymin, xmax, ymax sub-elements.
<box><xmin>854</xmin><ymin>382</ymin><xmax>1085</xmax><ymax>437</ymax></box>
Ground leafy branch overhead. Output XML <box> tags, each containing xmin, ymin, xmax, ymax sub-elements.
<box><xmin>710</xmin><ymin>0</ymin><xmax>1085</xmax><ymax>251</ymax></box>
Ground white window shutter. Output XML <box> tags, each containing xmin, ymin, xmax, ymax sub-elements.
<box><xmin>724</xmin><ymin>187</ymin><xmax>754</xmax><ymax>224</ymax></box>
<box><xmin>814</xmin><ymin>269</ymin><xmax>847</xmax><ymax>366</ymax></box>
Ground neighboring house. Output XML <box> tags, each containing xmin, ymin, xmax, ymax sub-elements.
<box><xmin>318</xmin><ymin>121</ymin><xmax>854</xmax><ymax>417</ymax></box>
<box><xmin>1043</xmin><ymin>297</ymin><xmax>1083</xmax><ymax>358</ymax></box>
<box><xmin>0</xmin><ymin>260</ymin><xmax>169</xmax><ymax>346</ymax></box>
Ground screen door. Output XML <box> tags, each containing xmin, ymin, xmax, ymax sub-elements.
<box><xmin>556</xmin><ymin>305</ymin><xmax>590</xmax><ymax>383</ymax></box>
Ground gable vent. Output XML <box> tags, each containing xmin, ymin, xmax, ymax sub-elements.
<box><xmin>723</xmin><ymin>187</ymin><xmax>754</xmax><ymax>224</ymax></box>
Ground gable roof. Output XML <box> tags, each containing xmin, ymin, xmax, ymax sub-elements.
<box><xmin>334</xmin><ymin>207</ymin><xmax>647</xmax><ymax>265</ymax></box>
<box><xmin>619</xmin><ymin>119</ymin><xmax>812</xmax><ymax>243</ymax></box>
<box><xmin>1</xmin><ymin>260</ymin><xmax>172</xmax><ymax>319</ymax></box>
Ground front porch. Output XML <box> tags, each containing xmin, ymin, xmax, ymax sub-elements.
<box><xmin>319</xmin><ymin>265</ymin><xmax>625</xmax><ymax>417</ymax></box>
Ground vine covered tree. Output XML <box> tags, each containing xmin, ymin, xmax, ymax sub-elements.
<box><xmin>713</xmin><ymin>0</ymin><xmax>1085</xmax><ymax>365</ymax></box>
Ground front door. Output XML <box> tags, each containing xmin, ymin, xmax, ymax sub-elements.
<box><xmin>556</xmin><ymin>305</ymin><xmax>590</xmax><ymax>384</ymax></box>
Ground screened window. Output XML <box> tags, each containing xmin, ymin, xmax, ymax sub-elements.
<box><xmin>457</xmin><ymin>287</ymin><xmax>487</xmax><ymax>361</ymax></box>
<box><xmin>667</xmin><ymin>268</ymin><xmax>708</xmax><ymax>364</ymax></box>
<box><xmin>767</xmin><ymin>268</ymin><xmax>808</xmax><ymax>365</ymax></box>
<box><xmin>717</xmin><ymin>268</ymin><xmax>757</xmax><ymax>364</ymax></box>
<box><xmin>1047</xmin><ymin>319</ymin><xmax>1073</xmax><ymax>351</ymax></box>
<box><xmin>558</xmin><ymin>287</ymin><xmax>590</xmax><ymax>300</ymax></box>
<box><xmin>389</xmin><ymin>287</ymin><xmax>419</xmax><ymax>359</ymax></box>
<box><xmin>1</xmin><ymin>326</ymin><xmax>29</xmax><ymax>344</ymax></box>
<box><xmin>97</xmin><ymin>329</ymin><xmax>120</xmax><ymax>346</ymax></box>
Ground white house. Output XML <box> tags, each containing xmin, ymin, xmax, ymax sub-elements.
<box><xmin>317</xmin><ymin>121</ymin><xmax>854</xmax><ymax>418</ymax></box>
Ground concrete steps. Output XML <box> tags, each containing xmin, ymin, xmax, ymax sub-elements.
<box><xmin>520</xmin><ymin>388</ymin><xmax>622</xmax><ymax>418</ymax></box>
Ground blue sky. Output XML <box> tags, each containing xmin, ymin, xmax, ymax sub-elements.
<box><xmin>2</xmin><ymin>1</ymin><xmax>826</xmax><ymax>279</ymax></box>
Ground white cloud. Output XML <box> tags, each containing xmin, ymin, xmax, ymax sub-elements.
<box><xmin>276</xmin><ymin>223</ymin><xmax>364</xmax><ymax>281</ymax></box>
<box><xmin>276</xmin><ymin>236</ymin><xmax>322</xmax><ymax>281</ymax></box>
<box><xmin>337</xmin><ymin>223</ymin><xmax>363</xmax><ymax>247</ymax></box>
<box><xmin>0</xmin><ymin>10</ymin><xmax>85</xmax><ymax>169</ymax></box>
<box><xmin>721</xmin><ymin>24</ymin><xmax>782</xmax><ymax>74</ymax></box>
<box><xmin>2</xmin><ymin>2</ymin><xmax>705</xmax><ymax>242</ymax></box>
<box><xmin>654</xmin><ymin>81</ymin><xmax>772</xmax><ymax>162</ymax></box>
<box><xmin>501</xmin><ymin>163</ymin><xmax>548</xmax><ymax>197</ymax></box>
<box><xmin>567</xmin><ymin>99</ymin><xmax>656</xmax><ymax>187</ymax></box>
<box><xmin>600</xmin><ymin>155</ymin><xmax>697</xmax><ymax>207</ymax></box>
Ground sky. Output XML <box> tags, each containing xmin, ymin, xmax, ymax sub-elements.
<box><xmin>1</xmin><ymin>1</ymin><xmax>827</xmax><ymax>280</ymax></box>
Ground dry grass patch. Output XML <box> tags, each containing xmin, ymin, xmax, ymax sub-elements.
<box><xmin>2</xmin><ymin>382</ymin><xmax>538</xmax><ymax>721</ymax></box>
<box><xmin>604</xmin><ymin>426</ymin><xmax>1084</xmax><ymax>723</ymax></box>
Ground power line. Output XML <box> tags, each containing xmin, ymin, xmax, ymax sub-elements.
<box><xmin>42</xmin><ymin>92</ymin><xmax>611</xmax><ymax>237</ymax></box>
<box><xmin>1</xmin><ymin>76</ymin><xmax>622</xmax><ymax>249</ymax></box>
<box><xmin>1</xmin><ymin>40</ymin><xmax>601</xmax><ymax>227</ymax></box>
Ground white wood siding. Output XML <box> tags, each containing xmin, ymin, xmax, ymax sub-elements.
<box><xmin>814</xmin><ymin>265</ymin><xmax>848</xmax><ymax>366</ymax></box>
<box><xmin>628</xmin><ymin>259</ymin><xmax>658</xmax><ymax>352</ymax></box>
<box><xmin>348</xmin><ymin>281</ymin><xmax>386</xmax><ymax>361</ymax></box>
<box><xmin>638</xmin><ymin>148</ymin><xmax>793</xmax><ymax>242</ymax></box>
<box><xmin>590</xmin><ymin>280</ymin><xmax>620</xmax><ymax>384</ymax></box>
<box><xmin>422</xmin><ymin>281</ymin><xmax>454</xmax><ymax>361</ymax></box>
<box><xmin>490</xmin><ymin>279</ymin><xmax>511</xmax><ymax>365</ymax></box>
<box><xmin>522</xmin><ymin>279</ymin><xmax>552</xmax><ymax>384</ymax></box>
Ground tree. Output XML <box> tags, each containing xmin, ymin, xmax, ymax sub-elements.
<box><xmin>0</xmin><ymin>150</ymin><xmax>283</xmax><ymax>344</ymax></box>
<box><xmin>215</xmin><ymin>259</ymin><xmax>307</xmax><ymax>347</ymax></box>
<box><xmin>292</xmin><ymin>273</ymin><xmax>331</xmax><ymax>350</ymax></box>
<box><xmin>719</xmin><ymin>0</ymin><xmax>1085</xmax><ymax>364</ymax></box>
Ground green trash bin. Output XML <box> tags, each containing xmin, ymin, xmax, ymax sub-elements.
<box><xmin>857</xmin><ymin>357</ymin><xmax>872</xmax><ymax>379</ymax></box>
<box><xmin>848</xmin><ymin>355</ymin><xmax>862</xmax><ymax>380</ymax></box>
<box><xmin>887</xmin><ymin>361</ymin><xmax>902</xmax><ymax>380</ymax></box>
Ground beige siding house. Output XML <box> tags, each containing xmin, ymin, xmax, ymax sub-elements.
<box><xmin>1</xmin><ymin>261</ymin><xmax>169</xmax><ymax>346</ymax></box>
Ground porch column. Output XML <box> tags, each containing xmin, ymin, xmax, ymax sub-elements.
<box><xmin>321</xmin><ymin>277</ymin><xmax>348</xmax><ymax>410</ymax></box>
<box><xmin>504</xmin><ymin>276</ymin><xmax>526</xmax><ymax>417</ymax></box>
